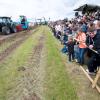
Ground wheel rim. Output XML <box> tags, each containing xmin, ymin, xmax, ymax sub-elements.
<box><xmin>6</xmin><ymin>29</ymin><xmax>10</xmax><ymax>34</ymax></box>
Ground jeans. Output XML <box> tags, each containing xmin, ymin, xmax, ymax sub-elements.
<box><xmin>75</xmin><ymin>51</ymin><xmax>80</xmax><ymax>62</ymax></box>
<box><xmin>61</xmin><ymin>46</ymin><xmax>68</xmax><ymax>53</ymax></box>
<box><xmin>68</xmin><ymin>52</ymin><xmax>74</xmax><ymax>61</ymax></box>
<box><xmin>74</xmin><ymin>45</ymin><xmax>80</xmax><ymax>62</ymax></box>
<box><xmin>79</xmin><ymin>48</ymin><xmax>85</xmax><ymax>64</ymax></box>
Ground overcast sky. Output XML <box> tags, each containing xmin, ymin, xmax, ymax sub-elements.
<box><xmin>0</xmin><ymin>0</ymin><xmax>100</xmax><ymax>21</ymax></box>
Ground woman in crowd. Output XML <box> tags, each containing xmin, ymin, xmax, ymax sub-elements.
<box><xmin>75</xmin><ymin>28</ymin><xmax>87</xmax><ymax>65</ymax></box>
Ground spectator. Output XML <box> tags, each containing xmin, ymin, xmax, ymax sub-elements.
<box><xmin>63</xmin><ymin>24</ymin><xmax>69</xmax><ymax>43</ymax></box>
<box><xmin>81</xmin><ymin>21</ymin><xmax>88</xmax><ymax>33</ymax></box>
<box><xmin>86</xmin><ymin>21</ymin><xmax>100</xmax><ymax>75</ymax></box>
<box><xmin>55</xmin><ymin>24</ymin><xmax>62</xmax><ymax>39</ymax></box>
<box><xmin>74</xmin><ymin>34</ymin><xmax>80</xmax><ymax>63</ymax></box>
<box><xmin>86</xmin><ymin>31</ymin><xmax>95</xmax><ymax>57</ymax></box>
<box><xmin>75</xmin><ymin>28</ymin><xmax>87</xmax><ymax>65</ymax></box>
<box><xmin>88</xmin><ymin>22</ymin><xmax>95</xmax><ymax>33</ymax></box>
<box><xmin>66</xmin><ymin>37</ymin><xmax>75</xmax><ymax>62</ymax></box>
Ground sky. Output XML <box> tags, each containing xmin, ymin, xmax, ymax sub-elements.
<box><xmin>0</xmin><ymin>0</ymin><xmax>100</xmax><ymax>21</ymax></box>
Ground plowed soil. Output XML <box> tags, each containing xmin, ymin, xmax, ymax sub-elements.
<box><xmin>0</xmin><ymin>29</ymin><xmax>36</xmax><ymax>63</ymax></box>
<box><xmin>7</xmin><ymin>35</ymin><xmax>45</xmax><ymax>100</ymax></box>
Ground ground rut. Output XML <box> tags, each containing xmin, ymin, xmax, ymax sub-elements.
<box><xmin>0</xmin><ymin>30</ymin><xmax>35</xmax><ymax>63</ymax></box>
<box><xmin>7</xmin><ymin>34</ymin><xmax>46</xmax><ymax>100</ymax></box>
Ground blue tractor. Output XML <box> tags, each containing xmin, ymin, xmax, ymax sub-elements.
<box><xmin>20</xmin><ymin>16</ymin><xmax>28</xmax><ymax>30</ymax></box>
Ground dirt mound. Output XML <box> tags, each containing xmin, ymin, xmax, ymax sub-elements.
<box><xmin>23</xmin><ymin>93</ymin><xmax>40</xmax><ymax>100</ymax></box>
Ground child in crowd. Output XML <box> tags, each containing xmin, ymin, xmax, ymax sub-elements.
<box><xmin>66</xmin><ymin>37</ymin><xmax>75</xmax><ymax>62</ymax></box>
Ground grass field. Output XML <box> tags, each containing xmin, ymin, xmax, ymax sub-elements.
<box><xmin>0</xmin><ymin>27</ymin><xmax>42</xmax><ymax>99</ymax></box>
<box><xmin>44</xmin><ymin>27</ymin><xmax>78</xmax><ymax>100</ymax></box>
<box><xmin>0</xmin><ymin>26</ymin><xmax>83</xmax><ymax>100</ymax></box>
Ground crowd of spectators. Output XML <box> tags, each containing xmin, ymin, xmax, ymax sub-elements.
<box><xmin>49</xmin><ymin>11</ymin><xmax>100</xmax><ymax>75</ymax></box>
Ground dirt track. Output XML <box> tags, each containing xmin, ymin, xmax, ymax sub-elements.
<box><xmin>0</xmin><ymin>30</ymin><xmax>30</xmax><ymax>45</ymax></box>
<box><xmin>0</xmin><ymin>26</ymin><xmax>38</xmax><ymax>45</ymax></box>
<box><xmin>7</xmin><ymin>34</ymin><xmax>45</xmax><ymax>100</ymax></box>
<box><xmin>0</xmin><ymin>29</ymin><xmax>37</xmax><ymax>63</ymax></box>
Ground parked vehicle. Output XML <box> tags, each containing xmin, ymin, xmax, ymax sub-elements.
<box><xmin>0</xmin><ymin>17</ymin><xmax>17</xmax><ymax>35</ymax></box>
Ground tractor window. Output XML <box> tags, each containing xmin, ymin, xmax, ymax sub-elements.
<box><xmin>2</xmin><ymin>19</ymin><xmax>6</xmax><ymax>23</ymax></box>
<box><xmin>6</xmin><ymin>19</ymin><xmax>11</xmax><ymax>23</ymax></box>
<box><xmin>0</xmin><ymin>19</ymin><xmax>2</xmax><ymax>22</ymax></box>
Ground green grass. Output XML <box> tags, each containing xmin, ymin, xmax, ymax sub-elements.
<box><xmin>0</xmin><ymin>26</ymin><xmax>78</xmax><ymax>100</ymax></box>
<box><xmin>0</xmin><ymin>26</ymin><xmax>43</xmax><ymax>100</ymax></box>
<box><xmin>0</xmin><ymin>35</ymin><xmax>24</xmax><ymax>53</ymax></box>
<box><xmin>44</xmin><ymin>26</ymin><xmax>78</xmax><ymax>100</ymax></box>
<box><xmin>0</xmin><ymin>39</ymin><xmax>16</xmax><ymax>53</ymax></box>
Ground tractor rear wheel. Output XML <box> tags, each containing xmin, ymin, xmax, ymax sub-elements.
<box><xmin>2</xmin><ymin>26</ymin><xmax>10</xmax><ymax>35</ymax></box>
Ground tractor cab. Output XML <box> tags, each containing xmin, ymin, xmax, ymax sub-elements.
<box><xmin>20</xmin><ymin>16</ymin><xmax>28</xmax><ymax>30</ymax></box>
<box><xmin>0</xmin><ymin>17</ymin><xmax>17</xmax><ymax>35</ymax></box>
